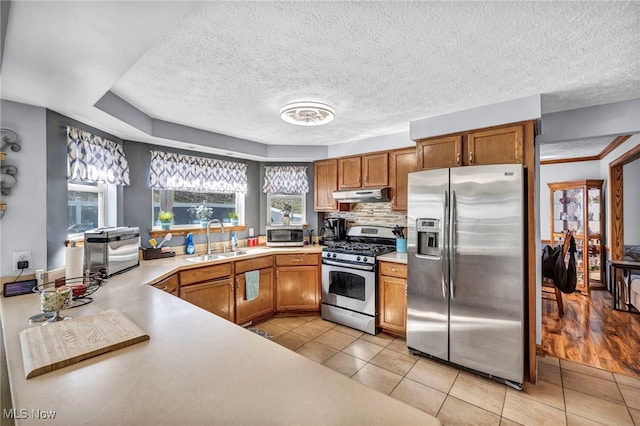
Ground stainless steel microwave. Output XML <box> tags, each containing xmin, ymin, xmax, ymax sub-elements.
<box><xmin>266</xmin><ymin>226</ymin><xmax>305</xmax><ymax>247</ymax></box>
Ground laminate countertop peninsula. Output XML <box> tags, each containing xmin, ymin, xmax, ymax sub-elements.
<box><xmin>0</xmin><ymin>246</ymin><xmax>439</xmax><ymax>426</ymax></box>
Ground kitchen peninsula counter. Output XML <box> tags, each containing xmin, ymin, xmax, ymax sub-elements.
<box><xmin>0</xmin><ymin>247</ymin><xmax>439</xmax><ymax>426</ymax></box>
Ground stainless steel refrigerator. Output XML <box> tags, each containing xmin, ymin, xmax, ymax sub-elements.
<box><xmin>407</xmin><ymin>164</ymin><xmax>525</xmax><ymax>388</ymax></box>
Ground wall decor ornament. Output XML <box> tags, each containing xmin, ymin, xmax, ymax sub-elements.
<box><xmin>0</xmin><ymin>128</ymin><xmax>21</xmax><ymax>218</ymax></box>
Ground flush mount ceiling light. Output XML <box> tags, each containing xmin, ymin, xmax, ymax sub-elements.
<box><xmin>280</xmin><ymin>102</ymin><xmax>335</xmax><ymax>126</ymax></box>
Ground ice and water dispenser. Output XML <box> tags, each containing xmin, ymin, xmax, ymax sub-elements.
<box><xmin>416</xmin><ymin>218</ymin><xmax>440</xmax><ymax>257</ymax></box>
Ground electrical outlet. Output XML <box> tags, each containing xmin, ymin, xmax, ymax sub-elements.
<box><xmin>13</xmin><ymin>250</ymin><xmax>32</xmax><ymax>272</ymax></box>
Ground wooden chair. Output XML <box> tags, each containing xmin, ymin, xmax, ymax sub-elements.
<box><xmin>542</xmin><ymin>231</ymin><xmax>573</xmax><ymax>317</ymax></box>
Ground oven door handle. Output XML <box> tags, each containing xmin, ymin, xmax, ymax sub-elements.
<box><xmin>322</xmin><ymin>260</ymin><xmax>375</xmax><ymax>272</ymax></box>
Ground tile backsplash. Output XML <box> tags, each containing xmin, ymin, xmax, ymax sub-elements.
<box><xmin>326</xmin><ymin>202</ymin><xmax>407</xmax><ymax>228</ymax></box>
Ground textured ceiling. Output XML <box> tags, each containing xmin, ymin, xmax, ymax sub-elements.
<box><xmin>2</xmin><ymin>1</ymin><xmax>639</xmax><ymax>160</ymax></box>
<box><xmin>111</xmin><ymin>1</ymin><xmax>640</xmax><ymax>147</ymax></box>
<box><xmin>540</xmin><ymin>137</ymin><xmax>616</xmax><ymax>160</ymax></box>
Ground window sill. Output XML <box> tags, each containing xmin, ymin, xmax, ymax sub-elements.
<box><xmin>149</xmin><ymin>225</ymin><xmax>247</xmax><ymax>238</ymax></box>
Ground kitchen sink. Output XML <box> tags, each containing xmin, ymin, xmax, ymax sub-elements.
<box><xmin>184</xmin><ymin>254</ymin><xmax>220</xmax><ymax>263</ymax></box>
<box><xmin>217</xmin><ymin>251</ymin><xmax>248</xmax><ymax>257</ymax></box>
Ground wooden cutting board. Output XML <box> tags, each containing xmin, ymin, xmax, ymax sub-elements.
<box><xmin>20</xmin><ymin>309</ymin><xmax>149</xmax><ymax>379</ymax></box>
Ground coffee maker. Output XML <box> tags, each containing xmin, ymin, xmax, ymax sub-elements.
<box><xmin>321</xmin><ymin>218</ymin><xmax>346</xmax><ymax>243</ymax></box>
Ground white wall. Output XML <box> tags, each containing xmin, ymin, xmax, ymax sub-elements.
<box><xmin>0</xmin><ymin>100</ymin><xmax>48</xmax><ymax>278</ymax></box>
<box><xmin>539</xmin><ymin>160</ymin><xmax>600</xmax><ymax>241</ymax></box>
<box><xmin>623</xmin><ymin>159</ymin><xmax>640</xmax><ymax>244</ymax></box>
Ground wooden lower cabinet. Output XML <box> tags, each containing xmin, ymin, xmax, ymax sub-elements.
<box><xmin>275</xmin><ymin>254</ymin><xmax>320</xmax><ymax>312</ymax></box>
<box><xmin>235</xmin><ymin>268</ymin><xmax>274</xmax><ymax>325</ymax></box>
<box><xmin>378</xmin><ymin>262</ymin><xmax>408</xmax><ymax>336</ymax></box>
<box><xmin>180</xmin><ymin>278</ymin><xmax>235</xmax><ymax>322</ymax></box>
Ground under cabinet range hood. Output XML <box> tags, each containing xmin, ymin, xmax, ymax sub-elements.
<box><xmin>332</xmin><ymin>187</ymin><xmax>391</xmax><ymax>203</ymax></box>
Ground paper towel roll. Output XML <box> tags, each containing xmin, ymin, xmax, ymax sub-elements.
<box><xmin>65</xmin><ymin>246</ymin><xmax>84</xmax><ymax>280</ymax></box>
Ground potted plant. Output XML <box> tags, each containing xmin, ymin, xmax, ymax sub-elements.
<box><xmin>158</xmin><ymin>211</ymin><xmax>173</xmax><ymax>230</ymax></box>
<box><xmin>189</xmin><ymin>203</ymin><xmax>213</xmax><ymax>227</ymax></box>
<box><xmin>228</xmin><ymin>212</ymin><xmax>239</xmax><ymax>226</ymax></box>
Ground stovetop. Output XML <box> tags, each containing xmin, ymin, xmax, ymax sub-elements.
<box><xmin>322</xmin><ymin>242</ymin><xmax>395</xmax><ymax>257</ymax></box>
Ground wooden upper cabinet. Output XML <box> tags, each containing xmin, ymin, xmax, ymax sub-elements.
<box><xmin>314</xmin><ymin>159</ymin><xmax>338</xmax><ymax>211</ymax></box>
<box><xmin>362</xmin><ymin>152</ymin><xmax>389</xmax><ymax>187</ymax></box>
<box><xmin>389</xmin><ymin>148</ymin><xmax>416</xmax><ymax>211</ymax></box>
<box><xmin>416</xmin><ymin>135</ymin><xmax>463</xmax><ymax>170</ymax></box>
<box><xmin>467</xmin><ymin>124</ymin><xmax>523</xmax><ymax>165</ymax></box>
<box><xmin>338</xmin><ymin>156</ymin><xmax>362</xmax><ymax>189</ymax></box>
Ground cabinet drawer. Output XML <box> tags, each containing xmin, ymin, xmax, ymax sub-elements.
<box><xmin>180</xmin><ymin>263</ymin><xmax>233</xmax><ymax>286</ymax></box>
<box><xmin>235</xmin><ymin>256</ymin><xmax>273</xmax><ymax>274</ymax></box>
<box><xmin>276</xmin><ymin>253</ymin><xmax>319</xmax><ymax>267</ymax></box>
<box><xmin>379</xmin><ymin>262</ymin><xmax>407</xmax><ymax>278</ymax></box>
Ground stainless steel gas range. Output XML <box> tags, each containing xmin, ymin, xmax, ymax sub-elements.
<box><xmin>321</xmin><ymin>226</ymin><xmax>396</xmax><ymax>335</ymax></box>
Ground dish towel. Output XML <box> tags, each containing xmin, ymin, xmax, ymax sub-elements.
<box><xmin>245</xmin><ymin>270</ymin><xmax>260</xmax><ymax>301</ymax></box>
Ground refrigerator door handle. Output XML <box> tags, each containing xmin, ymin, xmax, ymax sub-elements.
<box><xmin>450</xmin><ymin>190</ymin><xmax>457</xmax><ymax>299</ymax></box>
<box><xmin>442</xmin><ymin>190</ymin><xmax>448</xmax><ymax>299</ymax></box>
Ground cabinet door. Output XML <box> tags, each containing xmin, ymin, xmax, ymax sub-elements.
<box><xmin>235</xmin><ymin>268</ymin><xmax>274</xmax><ymax>325</ymax></box>
<box><xmin>276</xmin><ymin>266</ymin><xmax>320</xmax><ymax>311</ymax></box>
<box><xmin>467</xmin><ymin>125</ymin><xmax>523</xmax><ymax>165</ymax></box>
<box><xmin>378</xmin><ymin>274</ymin><xmax>407</xmax><ymax>335</ymax></box>
<box><xmin>314</xmin><ymin>159</ymin><xmax>338</xmax><ymax>211</ymax></box>
<box><xmin>338</xmin><ymin>156</ymin><xmax>362</xmax><ymax>189</ymax></box>
<box><xmin>416</xmin><ymin>135</ymin><xmax>462</xmax><ymax>170</ymax></box>
<box><xmin>180</xmin><ymin>279</ymin><xmax>235</xmax><ymax>322</ymax></box>
<box><xmin>389</xmin><ymin>148</ymin><xmax>416</xmax><ymax>211</ymax></box>
<box><xmin>152</xmin><ymin>273</ymin><xmax>179</xmax><ymax>296</ymax></box>
<box><xmin>363</xmin><ymin>152</ymin><xmax>389</xmax><ymax>187</ymax></box>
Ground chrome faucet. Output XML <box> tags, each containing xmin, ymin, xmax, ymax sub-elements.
<box><xmin>206</xmin><ymin>219</ymin><xmax>226</xmax><ymax>254</ymax></box>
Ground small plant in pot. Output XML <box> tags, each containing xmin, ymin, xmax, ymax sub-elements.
<box><xmin>228</xmin><ymin>212</ymin><xmax>239</xmax><ymax>226</ymax></box>
<box><xmin>158</xmin><ymin>211</ymin><xmax>173</xmax><ymax>230</ymax></box>
<box><xmin>189</xmin><ymin>203</ymin><xmax>213</xmax><ymax>227</ymax></box>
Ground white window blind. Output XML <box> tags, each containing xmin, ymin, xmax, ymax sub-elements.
<box><xmin>262</xmin><ymin>166</ymin><xmax>309</xmax><ymax>194</ymax></box>
<box><xmin>66</xmin><ymin>126</ymin><xmax>130</xmax><ymax>185</ymax></box>
<box><xmin>149</xmin><ymin>150</ymin><xmax>248</xmax><ymax>193</ymax></box>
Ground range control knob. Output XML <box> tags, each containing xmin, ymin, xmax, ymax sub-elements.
<box><xmin>363</xmin><ymin>257</ymin><xmax>368</xmax><ymax>263</ymax></box>
<box><xmin>356</xmin><ymin>256</ymin><xmax>361</xmax><ymax>262</ymax></box>
<box><xmin>332</xmin><ymin>253</ymin><xmax>337</xmax><ymax>259</ymax></box>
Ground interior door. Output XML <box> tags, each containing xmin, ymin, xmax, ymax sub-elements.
<box><xmin>448</xmin><ymin>164</ymin><xmax>524</xmax><ymax>383</ymax></box>
<box><xmin>407</xmin><ymin>168</ymin><xmax>450</xmax><ymax>360</ymax></box>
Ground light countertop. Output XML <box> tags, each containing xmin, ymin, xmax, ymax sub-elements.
<box><xmin>0</xmin><ymin>246</ymin><xmax>438</xmax><ymax>425</ymax></box>
<box><xmin>378</xmin><ymin>252</ymin><xmax>408</xmax><ymax>264</ymax></box>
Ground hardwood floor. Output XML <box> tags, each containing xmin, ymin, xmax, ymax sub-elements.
<box><xmin>542</xmin><ymin>288</ymin><xmax>640</xmax><ymax>378</ymax></box>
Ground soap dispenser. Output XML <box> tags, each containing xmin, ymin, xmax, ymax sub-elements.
<box><xmin>230</xmin><ymin>231</ymin><xmax>237</xmax><ymax>252</ymax></box>
<box><xmin>185</xmin><ymin>233</ymin><xmax>195</xmax><ymax>255</ymax></box>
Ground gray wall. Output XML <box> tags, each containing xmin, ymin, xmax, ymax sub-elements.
<box><xmin>0</xmin><ymin>100</ymin><xmax>47</xmax><ymax>277</ymax></box>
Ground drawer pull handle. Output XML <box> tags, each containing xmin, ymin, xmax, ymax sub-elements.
<box><xmin>157</xmin><ymin>285</ymin><xmax>168</xmax><ymax>291</ymax></box>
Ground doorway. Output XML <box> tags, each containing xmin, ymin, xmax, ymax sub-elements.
<box><xmin>541</xmin><ymin>140</ymin><xmax>640</xmax><ymax>378</ymax></box>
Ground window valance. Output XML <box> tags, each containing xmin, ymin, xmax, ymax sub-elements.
<box><xmin>149</xmin><ymin>150</ymin><xmax>247</xmax><ymax>193</ymax></box>
<box><xmin>66</xmin><ymin>126</ymin><xmax>130</xmax><ymax>185</ymax></box>
<box><xmin>263</xmin><ymin>166</ymin><xmax>309</xmax><ymax>194</ymax></box>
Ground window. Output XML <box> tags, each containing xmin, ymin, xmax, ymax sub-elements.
<box><xmin>267</xmin><ymin>193</ymin><xmax>306</xmax><ymax>225</ymax></box>
<box><xmin>66</xmin><ymin>126</ymin><xmax>128</xmax><ymax>238</ymax></box>
<box><xmin>67</xmin><ymin>181</ymin><xmax>117</xmax><ymax>237</ymax></box>
<box><xmin>149</xmin><ymin>150</ymin><xmax>248</xmax><ymax>229</ymax></box>
<box><xmin>152</xmin><ymin>189</ymin><xmax>244</xmax><ymax>227</ymax></box>
<box><xmin>263</xmin><ymin>165</ymin><xmax>309</xmax><ymax>225</ymax></box>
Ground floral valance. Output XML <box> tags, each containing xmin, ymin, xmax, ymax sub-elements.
<box><xmin>263</xmin><ymin>166</ymin><xmax>309</xmax><ymax>194</ymax></box>
<box><xmin>66</xmin><ymin>126</ymin><xmax>130</xmax><ymax>185</ymax></box>
<box><xmin>149</xmin><ymin>150</ymin><xmax>247</xmax><ymax>193</ymax></box>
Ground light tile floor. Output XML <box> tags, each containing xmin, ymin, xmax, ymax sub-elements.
<box><xmin>257</xmin><ymin>315</ymin><xmax>640</xmax><ymax>425</ymax></box>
